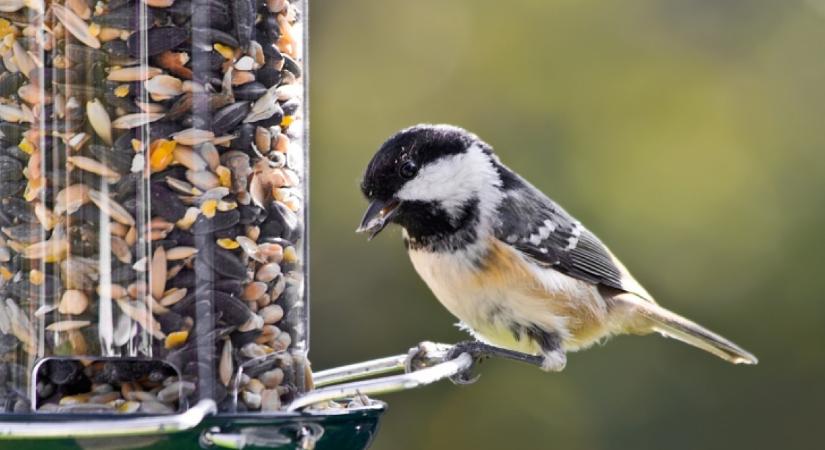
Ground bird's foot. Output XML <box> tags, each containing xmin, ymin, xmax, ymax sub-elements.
<box><xmin>540</xmin><ymin>349</ymin><xmax>567</xmax><ymax>372</ymax></box>
<box><xmin>444</xmin><ymin>341</ymin><xmax>491</xmax><ymax>385</ymax></box>
<box><xmin>444</xmin><ymin>341</ymin><xmax>547</xmax><ymax>384</ymax></box>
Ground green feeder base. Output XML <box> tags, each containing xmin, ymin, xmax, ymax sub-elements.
<box><xmin>0</xmin><ymin>404</ymin><xmax>386</xmax><ymax>450</ymax></box>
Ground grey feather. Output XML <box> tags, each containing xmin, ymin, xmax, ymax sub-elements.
<box><xmin>492</xmin><ymin>165</ymin><xmax>625</xmax><ymax>290</ymax></box>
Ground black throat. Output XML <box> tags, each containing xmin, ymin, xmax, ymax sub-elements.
<box><xmin>395</xmin><ymin>198</ymin><xmax>481</xmax><ymax>252</ymax></box>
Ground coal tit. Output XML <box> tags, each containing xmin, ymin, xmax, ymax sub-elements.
<box><xmin>358</xmin><ymin>124</ymin><xmax>757</xmax><ymax>371</ymax></box>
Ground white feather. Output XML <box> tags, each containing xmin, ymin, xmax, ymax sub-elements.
<box><xmin>396</xmin><ymin>144</ymin><xmax>502</xmax><ymax>223</ymax></box>
<box><xmin>408</xmin><ymin>243</ymin><xmax>611</xmax><ymax>354</ymax></box>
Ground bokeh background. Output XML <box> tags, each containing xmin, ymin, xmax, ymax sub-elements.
<box><xmin>309</xmin><ymin>1</ymin><xmax>825</xmax><ymax>449</ymax></box>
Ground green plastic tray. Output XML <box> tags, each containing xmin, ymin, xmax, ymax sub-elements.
<box><xmin>0</xmin><ymin>405</ymin><xmax>386</xmax><ymax>450</ymax></box>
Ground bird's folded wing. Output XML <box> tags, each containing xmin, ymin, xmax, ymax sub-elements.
<box><xmin>493</xmin><ymin>184</ymin><xmax>650</xmax><ymax>300</ymax></box>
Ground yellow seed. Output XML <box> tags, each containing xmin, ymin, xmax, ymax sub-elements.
<box><xmin>88</xmin><ymin>23</ymin><xmax>101</xmax><ymax>37</ymax></box>
<box><xmin>114</xmin><ymin>84</ymin><xmax>130</xmax><ymax>97</ymax></box>
<box><xmin>201</xmin><ymin>199</ymin><xmax>217</xmax><ymax>218</ymax></box>
<box><xmin>149</xmin><ymin>139</ymin><xmax>176</xmax><ymax>172</ymax></box>
<box><xmin>0</xmin><ymin>267</ymin><xmax>12</xmax><ymax>281</ymax></box>
<box><xmin>280</xmin><ymin>115</ymin><xmax>294</xmax><ymax>128</ymax></box>
<box><xmin>176</xmin><ymin>207</ymin><xmax>200</xmax><ymax>230</ymax></box>
<box><xmin>18</xmin><ymin>138</ymin><xmax>34</xmax><ymax>155</ymax></box>
<box><xmin>217</xmin><ymin>238</ymin><xmax>239</xmax><ymax>250</ymax></box>
<box><xmin>24</xmin><ymin>178</ymin><xmax>44</xmax><ymax>202</ymax></box>
<box><xmin>283</xmin><ymin>246</ymin><xmax>298</xmax><ymax>264</ymax></box>
<box><xmin>29</xmin><ymin>269</ymin><xmax>44</xmax><ymax>285</ymax></box>
<box><xmin>213</xmin><ymin>43</ymin><xmax>234</xmax><ymax>60</ymax></box>
<box><xmin>130</xmin><ymin>139</ymin><xmax>143</xmax><ymax>153</ymax></box>
<box><xmin>164</xmin><ymin>330</ymin><xmax>189</xmax><ymax>349</ymax></box>
<box><xmin>216</xmin><ymin>165</ymin><xmax>231</xmax><ymax>188</ymax></box>
<box><xmin>0</xmin><ymin>19</ymin><xmax>14</xmax><ymax>40</ymax></box>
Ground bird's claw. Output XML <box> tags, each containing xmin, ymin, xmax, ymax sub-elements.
<box><xmin>444</xmin><ymin>340</ymin><xmax>492</xmax><ymax>385</ymax></box>
<box><xmin>406</xmin><ymin>340</ymin><xmax>547</xmax><ymax>385</ymax></box>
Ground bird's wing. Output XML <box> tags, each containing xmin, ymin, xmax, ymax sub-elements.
<box><xmin>492</xmin><ymin>180</ymin><xmax>652</xmax><ymax>300</ymax></box>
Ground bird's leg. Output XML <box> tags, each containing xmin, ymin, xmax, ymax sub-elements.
<box><xmin>445</xmin><ymin>340</ymin><xmax>545</xmax><ymax>384</ymax></box>
<box><xmin>529</xmin><ymin>329</ymin><xmax>567</xmax><ymax>372</ymax></box>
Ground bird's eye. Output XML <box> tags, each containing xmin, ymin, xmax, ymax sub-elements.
<box><xmin>399</xmin><ymin>160</ymin><xmax>418</xmax><ymax>179</ymax></box>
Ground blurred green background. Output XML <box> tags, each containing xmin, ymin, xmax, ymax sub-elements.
<box><xmin>309</xmin><ymin>1</ymin><xmax>825</xmax><ymax>449</ymax></box>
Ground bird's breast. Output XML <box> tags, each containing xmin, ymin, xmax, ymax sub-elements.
<box><xmin>407</xmin><ymin>238</ymin><xmax>612</xmax><ymax>352</ymax></box>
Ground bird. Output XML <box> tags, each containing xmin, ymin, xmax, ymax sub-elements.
<box><xmin>357</xmin><ymin>124</ymin><xmax>757</xmax><ymax>374</ymax></box>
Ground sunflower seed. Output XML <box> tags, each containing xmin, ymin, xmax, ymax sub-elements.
<box><xmin>128</xmin><ymin>26</ymin><xmax>189</xmax><ymax>58</ymax></box>
<box><xmin>208</xmin><ymin>290</ymin><xmax>254</xmax><ymax>325</ymax></box>
<box><xmin>232</xmin><ymin>0</ymin><xmax>255</xmax><ymax>50</ymax></box>
<box><xmin>212</xmin><ymin>101</ymin><xmax>250</xmax><ymax>136</ymax></box>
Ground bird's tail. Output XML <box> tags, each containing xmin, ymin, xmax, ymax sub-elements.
<box><xmin>614</xmin><ymin>294</ymin><xmax>758</xmax><ymax>365</ymax></box>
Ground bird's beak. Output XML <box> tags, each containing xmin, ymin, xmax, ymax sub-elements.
<box><xmin>356</xmin><ymin>199</ymin><xmax>401</xmax><ymax>240</ymax></box>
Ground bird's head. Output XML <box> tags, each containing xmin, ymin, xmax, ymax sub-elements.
<box><xmin>357</xmin><ymin>124</ymin><xmax>503</xmax><ymax>240</ymax></box>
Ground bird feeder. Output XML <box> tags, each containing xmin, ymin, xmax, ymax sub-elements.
<box><xmin>0</xmin><ymin>1</ymin><xmax>492</xmax><ymax>448</ymax></box>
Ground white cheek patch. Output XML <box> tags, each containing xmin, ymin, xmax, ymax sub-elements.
<box><xmin>396</xmin><ymin>144</ymin><xmax>501</xmax><ymax>219</ymax></box>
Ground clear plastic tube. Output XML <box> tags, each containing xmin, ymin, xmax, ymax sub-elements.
<box><xmin>0</xmin><ymin>0</ymin><xmax>308</xmax><ymax>414</ymax></box>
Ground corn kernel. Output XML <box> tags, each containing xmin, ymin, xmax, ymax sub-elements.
<box><xmin>0</xmin><ymin>19</ymin><xmax>14</xmax><ymax>40</ymax></box>
<box><xmin>216</xmin><ymin>165</ymin><xmax>231</xmax><ymax>188</ymax></box>
<box><xmin>201</xmin><ymin>199</ymin><xmax>217</xmax><ymax>218</ymax></box>
<box><xmin>18</xmin><ymin>138</ymin><xmax>34</xmax><ymax>155</ymax></box>
<box><xmin>149</xmin><ymin>139</ymin><xmax>176</xmax><ymax>172</ymax></box>
<box><xmin>131</xmin><ymin>139</ymin><xmax>144</xmax><ymax>153</ymax></box>
<box><xmin>176</xmin><ymin>207</ymin><xmax>200</xmax><ymax>230</ymax></box>
<box><xmin>0</xmin><ymin>266</ymin><xmax>13</xmax><ymax>281</ymax></box>
<box><xmin>217</xmin><ymin>238</ymin><xmax>240</xmax><ymax>250</ymax></box>
<box><xmin>114</xmin><ymin>84</ymin><xmax>130</xmax><ymax>98</ymax></box>
<box><xmin>213</xmin><ymin>43</ymin><xmax>235</xmax><ymax>60</ymax></box>
<box><xmin>164</xmin><ymin>330</ymin><xmax>189</xmax><ymax>349</ymax></box>
<box><xmin>283</xmin><ymin>246</ymin><xmax>298</xmax><ymax>264</ymax></box>
<box><xmin>29</xmin><ymin>269</ymin><xmax>44</xmax><ymax>285</ymax></box>
<box><xmin>280</xmin><ymin>115</ymin><xmax>294</xmax><ymax>128</ymax></box>
<box><xmin>24</xmin><ymin>178</ymin><xmax>43</xmax><ymax>202</ymax></box>
<box><xmin>88</xmin><ymin>23</ymin><xmax>101</xmax><ymax>37</ymax></box>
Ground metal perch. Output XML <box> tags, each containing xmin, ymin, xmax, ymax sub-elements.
<box><xmin>288</xmin><ymin>341</ymin><xmax>545</xmax><ymax>411</ymax></box>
